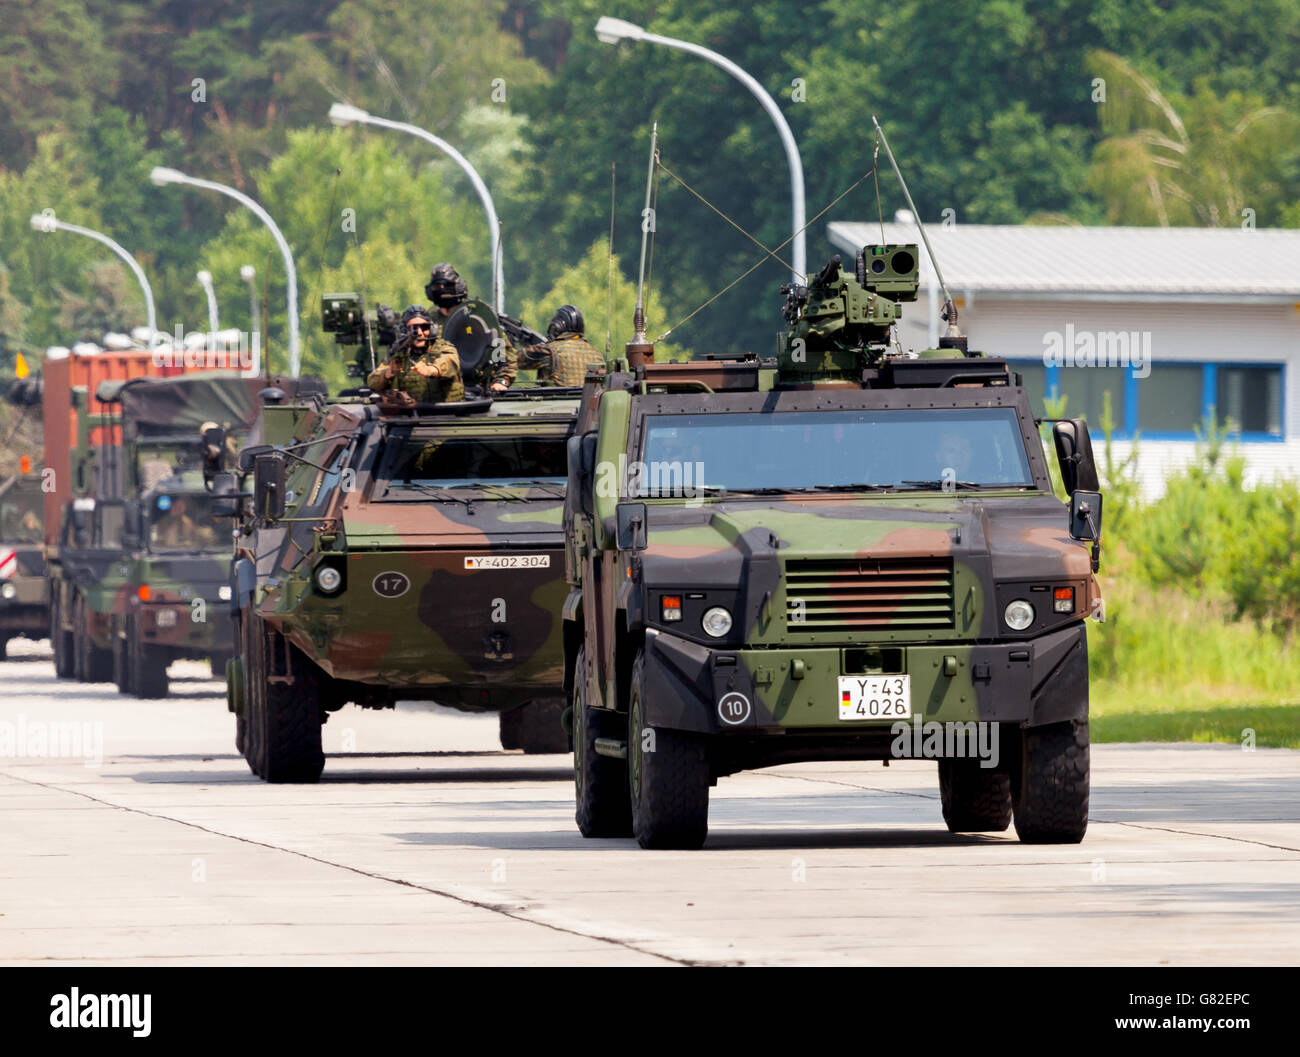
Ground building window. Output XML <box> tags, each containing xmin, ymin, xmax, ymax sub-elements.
<box><xmin>1055</xmin><ymin>365</ymin><xmax>1127</xmax><ymax>428</ymax></box>
<box><xmin>1217</xmin><ymin>365</ymin><xmax>1283</xmax><ymax>436</ymax></box>
<box><xmin>1140</xmin><ymin>364</ymin><xmax>1203</xmax><ymax>433</ymax></box>
<box><xmin>1006</xmin><ymin>360</ymin><xmax>1285</xmax><ymax>440</ymax></box>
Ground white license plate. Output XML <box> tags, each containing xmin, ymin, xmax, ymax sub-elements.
<box><xmin>838</xmin><ymin>674</ymin><xmax>911</xmax><ymax>720</ymax></box>
<box><xmin>463</xmin><ymin>555</ymin><xmax>551</xmax><ymax>570</ymax></box>
<box><xmin>154</xmin><ymin>609</ymin><xmax>178</xmax><ymax>628</ymax></box>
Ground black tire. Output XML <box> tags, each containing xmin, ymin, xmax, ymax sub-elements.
<box><xmin>938</xmin><ymin>757</ymin><xmax>1012</xmax><ymax>832</ymax></box>
<box><xmin>51</xmin><ymin>593</ymin><xmax>74</xmax><ymax>679</ymax></box>
<box><xmin>127</xmin><ymin>615</ymin><xmax>170</xmax><ymax>699</ymax></box>
<box><xmin>73</xmin><ymin>595</ymin><xmax>113</xmax><ymax>683</ymax></box>
<box><xmin>0</xmin><ymin>635</ymin><xmax>9</xmax><ymax>660</ymax></box>
<box><xmin>233</xmin><ymin>616</ymin><xmax>247</xmax><ymax>758</ymax></box>
<box><xmin>628</xmin><ymin>649</ymin><xmax>709</xmax><ymax>849</ymax></box>
<box><xmin>1011</xmin><ymin>720</ymin><xmax>1090</xmax><ymax>844</ymax></box>
<box><xmin>573</xmin><ymin>647</ymin><xmax>632</xmax><ymax>838</ymax></box>
<box><xmin>499</xmin><ymin>696</ymin><xmax>570</xmax><ymax>754</ymax></box>
<box><xmin>244</xmin><ymin>613</ymin><xmax>324</xmax><ymax>783</ymax></box>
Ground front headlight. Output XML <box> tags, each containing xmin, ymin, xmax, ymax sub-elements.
<box><xmin>1</xmin><ymin>582</ymin><xmax>16</xmax><ymax>600</ymax></box>
<box><xmin>217</xmin><ymin>585</ymin><xmax>232</xmax><ymax>602</ymax></box>
<box><xmin>314</xmin><ymin>565</ymin><xmax>343</xmax><ymax>594</ymax></box>
<box><xmin>1004</xmin><ymin>599</ymin><xmax>1035</xmax><ymax>631</ymax></box>
<box><xmin>701</xmin><ymin>606</ymin><xmax>733</xmax><ymax>638</ymax></box>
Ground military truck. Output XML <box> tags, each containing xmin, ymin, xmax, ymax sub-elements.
<box><xmin>46</xmin><ymin>370</ymin><xmax>267</xmax><ymax>694</ymax></box>
<box><xmin>0</xmin><ymin>469</ymin><xmax>48</xmax><ymax>659</ymax></box>
<box><xmin>224</xmin><ymin>295</ymin><xmax>583</xmax><ymax>782</ymax></box>
<box><xmin>564</xmin><ymin>246</ymin><xmax>1104</xmax><ymax>849</ymax></box>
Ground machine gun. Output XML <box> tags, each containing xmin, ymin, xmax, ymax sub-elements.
<box><xmin>778</xmin><ymin>244</ymin><xmax>920</xmax><ymax>383</ymax></box>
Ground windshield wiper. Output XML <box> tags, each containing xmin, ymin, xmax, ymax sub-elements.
<box><xmin>500</xmin><ymin>479</ymin><xmax>567</xmax><ymax>498</ymax></box>
<box><xmin>389</xmin><ymin>482</ymin><xmax>473</xmax><ymax>508</ymax></box>
<box><xmin>897</xmin><ymin>479</ymin><xmax>987</xmax><ymax>491</ymax></box>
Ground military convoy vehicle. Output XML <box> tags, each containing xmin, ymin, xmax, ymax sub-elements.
<box><xmin>0</xmin><ymin>469</ymin><xmax>48</xmax><ymax>659</ymax></box>
<box><xmin>563</xmin><ymin>245</ymin><xmax>1103</xmax><ymax>849</ymax></box>
<box><xmin>224</xmin><ymin>295</ymin><xmax>583</xmax><ymax>782</ymax></box>
<box><xmin>45</xmin><ymin>368</ymin><xmax>267</xmax><ymax>695</ymax></box>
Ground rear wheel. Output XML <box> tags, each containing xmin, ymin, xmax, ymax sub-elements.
<box><xmin>0</xmin><ymin>635</ymin><xmax>10</xmax><ymax>660</ymax></box>
<box><xmin>126</xmin><ymin>614</ymin><xmax>170</xmax><ymax>698</ymax></box>
<box><xmin>573</xmin><ymin>647</ymin><xmax>632</xmax><ymax>838</ymax></box>
<box><xmin>243</xmin><ymin>613</ymin><xmax>324</xmax><ymax>783</ymax></box>
<box><xmin>1011</xmin><ymin>721</ymin><xmax>1090</xmax><ymax>844</ymax></box>
<box><xmin>628</xmin><ymin>650</ymin><xmax>709</xmax><ymax>850</ymax></box>
<box><xmin>499</xmin><ymin>696</ymin><xmax>570</xmax><ymax>754</ymax></box>
<box><xmin>938</xmin><ymin>757</ymin><xmax>1012</xmax><ymax>832</ymax></box>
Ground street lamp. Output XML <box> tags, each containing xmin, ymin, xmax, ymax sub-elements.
<box><xmin>29</xmin><ymin>213</ymin><xmax>159</xmax><ymax>346</ymax></box>
<box><xmin>150</xmin><ymin>167</ymin><xmax>300</xmax><ymax>376</ymax></box>
<box><xmin>240</xmin><ymin>264</ymin><xmax>260</xmax><ymax>340</ymax></box>
<box><xmin>328</xmin><ymin>102</ymin><xmax>505</xmax><ymax>315</ymax></box>
<box><xmin>594</xmin><ymin>16</ymin><xmax>807</xmax><ymax>282</ymax></box>
<box><xmin>196</xmin><ymin>269</ymin><xmax>219</xmax><ymax>346</ymax></box>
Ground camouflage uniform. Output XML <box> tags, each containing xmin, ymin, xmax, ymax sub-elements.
<box><xmin>518</xmin><ymin>333</ymin><xmax>606</xmax><ymax>387</ymax></box>
<box><xmin>491</xmin><ymin>338</ymin><xmax>519</xmax><ymax>388</ymax></box>
<box><xmin>367</xmin><ymin>338</ymin><xmax>464</xmax><ymax>402</ymax></box>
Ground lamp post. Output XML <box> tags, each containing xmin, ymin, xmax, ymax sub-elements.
<box><xmin>240</xmin><ymin>264</ymin><xmax>260</xmax><ymax>339</ymax></box>
<box><xmin>150</xmin><ymin>167</ymin><xmax>300</xmax><ymax>376</ymax></box>
<box><xmin>29</xmin><ymin>213</ymin><xmax>158</xmax><ymax>346</ymax></box>
<box><xmin>594</xmin><ymin>16</ymin><xmax>806</xmax><ymax>282</ymax></box>
<box><xmin>196</xmin><ymin>269</ymin><xmax>219</xmax><ymax>347</ymax></box>
<box><xmin>328</xmin><ymin>102</ymin><xmax>505</xmax><ymax>314</ymax></box>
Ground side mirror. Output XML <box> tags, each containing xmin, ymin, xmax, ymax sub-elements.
<box><xmin>1052</xmin><ymin>418</ymin><xmax>1099</xmax><ymax>496</ymax></box>
<box><xmin>616</xmin><ymin>502</ymin><xmax>647</xmax><ymax>551</ymax></box>
<box><xmin>577</xmin><ymin>433</ymin><xmax>598</xmax><ymax>515</ymax></box>
<box><xmin>211</xmin><ymin>472</ymin><xmax>243</xmax><ymax>518</ymax></box>
<box><xmin>253</xmin><ymin>454</ymin><xmax>286</xmax><ymax>521</ymax></box>
<box><xmin>1068</xmin><ymin>489</ymin><xmax>1102</xmax><ymax>542</ymax></box>
<box><xmin>239</xmin><ymin>444</ymin><xmax>274</xmax><ymax>473</ymax></box>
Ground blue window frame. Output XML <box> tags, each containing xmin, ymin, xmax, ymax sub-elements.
<box><xmin>1007</xmin><ymin>360</ymin><xmax>1285</xmax><ymax>443</ymax></box>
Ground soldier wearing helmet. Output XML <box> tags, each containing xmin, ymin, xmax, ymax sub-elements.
<box><xmin>501</xmin><ymin>305</ymin><xmax>606</xmax><ymax>389</ymax></box>
<box><xmin>427</xmin><ymin>262</ymin><xmax>518</xmax><ymax>394</ymax></box>
<box><xmin>367</xmin><ymin>304</ymin><xmax>463</xmax><ymax>402</ymax></box>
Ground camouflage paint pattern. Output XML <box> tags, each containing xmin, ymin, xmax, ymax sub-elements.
<box><xmin>236</xmin><ymin>391</ymin><xmax>579</xmax><ymax>711</ymax></box>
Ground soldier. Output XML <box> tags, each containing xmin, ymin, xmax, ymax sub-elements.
<box><xmin>497</xmin><ymin>305</ymin><xmax>605</xmax><ymax>390</ymax></box>
<box><xmin>367</xmin><ymin>305</ymin><xmax>463</xmax><ymax>403</ymax></box>
<box><xmin>426</xmin><ymin>262</ymin><xmax>520</xmax><ymax>392</ymax></box>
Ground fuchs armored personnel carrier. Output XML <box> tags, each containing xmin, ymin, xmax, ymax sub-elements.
<box><xmin>565</xmin><ymin>246</ymin><xmax>1104</xmax><ymax>849</ymax></box>
<box><xmin>0</xmin><ymin>470</ymin><xmax>48</xmax><ymax>658</ymax></box>
<box><xmin>224</xmin><ymin>295</ymin><xmax>585</xmax><ymax>782</ymax></box>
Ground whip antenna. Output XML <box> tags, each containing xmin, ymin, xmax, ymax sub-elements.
<box><xmin>871</xmin><ymin>115</ymin><xmax>963</xmax><ymax>339</ymax></box>
<box><xmin>627</xmin><ymin>123</ymin><xmax>657</xmax><ymax>368</ymax></box>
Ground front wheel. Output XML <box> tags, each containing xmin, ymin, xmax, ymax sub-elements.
<box><xmin>243</xmin><ymin>613</ymin><xmax>324</xmax><ymax>783</ymax></box>
<box><xmin>628</xmin><ymin>650</ymin><xmax>709</xmax><ymax>850</ymax></box>
<box><xmin>938</xmin><ymin>757</ymin><xmax>1012</xmax><ymax>832</ymax></box>
<box><xmin>73</xmin><ymin>595</ymin><xmax>113</xmax><ymax>683</ymax></box>
<box><xmin>1011</xmin><ymin>721</ymin><xmax>1090</xmax><ymax>844</ymax></box>
<box><xmin>51</xmin><ymin>593</ymin><xmax>74</xmax><ymax>679</ymax></box>
<box><xmin>573</xmin><ymin>647</ymin><xmax>632</xmax><ymax>838</ymax></box>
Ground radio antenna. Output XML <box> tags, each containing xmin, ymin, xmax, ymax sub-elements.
<box><xmin>627</xmin><ymin>122</ymin><xmax>658</xmax><ymax>368</ymax></box>
<box><xmin>871</xmin><ymin>115</ymin><xmax>962</xmax><ymax>337</ymax></box>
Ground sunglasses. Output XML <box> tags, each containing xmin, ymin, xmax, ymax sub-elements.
<box><xmin>409</xmin><ymin>323</ymin><xmax>431</xmax><ymax>332</ymax></box>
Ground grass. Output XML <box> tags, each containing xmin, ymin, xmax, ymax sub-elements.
<box><xmin>1087</xmin><ymin>544</ymin><xmax>1300</xmax><ymax>748</ymax></box>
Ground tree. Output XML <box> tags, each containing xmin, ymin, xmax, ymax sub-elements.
<box><xmin>1087</xmin><ymin>50</ymin><xmax>1300</xmax><ymax>226</ymax></box>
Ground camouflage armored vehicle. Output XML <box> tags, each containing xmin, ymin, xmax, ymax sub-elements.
<box><xmin>0</xmin><ymin>470</ymin><xmax>48</xmax><ymax>659</ymax></box>
<box><xmin>565</xmin><ymin>246</ymin><xmax>1104</xmax><ymax>849</ymax></box>
<box><xmin>47</xmin><ymin>371</ymin><xmax>267</xmax><ymax>695</ymax></box>
<box><xmin>225</xmin><ymin>295</ymin><xmax>584</xmax><ymax>782</ymax></box>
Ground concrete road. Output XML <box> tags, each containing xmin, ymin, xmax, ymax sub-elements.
<box><xmin>2</xmin><ymin>638</ymin><xmax>1297</xmax><ymax>966</ymax></box>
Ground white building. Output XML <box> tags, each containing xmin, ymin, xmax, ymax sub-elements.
<box><xmin>827</xmin><ymin>220</ymin><xmax>1300</xmax><ymax>496</ymax></box>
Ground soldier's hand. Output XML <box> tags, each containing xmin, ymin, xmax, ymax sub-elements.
<box><xmin>412</xmin><ymin>361</ymin><xmax>438</xmax><ymax>377</ymax></box>
<box><xmin>490</xmin><ymin>381</ymin><xmax>508</xmax><ymax>392</ymax></box>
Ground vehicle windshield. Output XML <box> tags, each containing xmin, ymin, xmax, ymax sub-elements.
<box><xmin>638</xmin><ymin>408</ymin><xmax>1034</xmax><ymax>494</ymax></box>
<box><xmin>0</xmin><ymin>486</ymin><xmax>43</xmax><ymax>544</ymax></box>
<box><xmin>378</xmin><ymin>430</ymin><xmax>568</xmax><ymax>494</ymax></box>
<box><xmin>148</xmin><ymin>493</ymin><xmax>221</xmax><ymax>550</ymax></box>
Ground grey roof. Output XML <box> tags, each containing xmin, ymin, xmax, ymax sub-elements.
<box><xmin>827</xmin><ymin>221</ymin><xmax>1300</xmax><ymax>301</ymax></box>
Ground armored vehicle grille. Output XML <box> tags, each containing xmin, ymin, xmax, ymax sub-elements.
<box><xmin>784</xmin><ymin>557</ymin><xmax>955</xmax><ymax>632</ymax></box>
